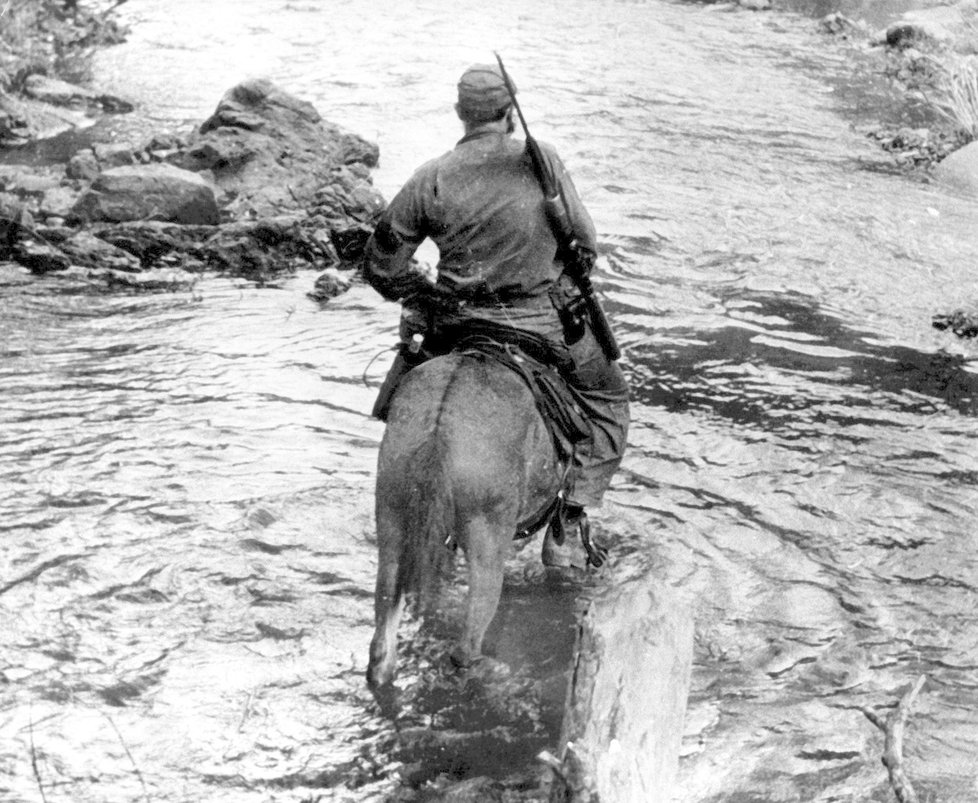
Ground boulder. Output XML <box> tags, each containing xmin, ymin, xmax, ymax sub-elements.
<box><xmin>166</xmin><ymin>78</ymin><xmax>380</xmax><ymax>219</ymax></box>
<box><xmin>933</xmin><ymin>140</ymin><xmax>978</xmax><ymax>196</ymax></box>
<box><xmin>71</xmin><ymin>163</ymin><xmax>220</xmax><ymax>225</ymax></box>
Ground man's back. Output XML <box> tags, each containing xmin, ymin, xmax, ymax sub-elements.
<box><xmin>385</xmin><ymin>130</ymin><xmax>563</xmax><ymax>303</ymax></box>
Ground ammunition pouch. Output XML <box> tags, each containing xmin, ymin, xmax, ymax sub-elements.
<box><xmin>549</xmin><ymin>279</ymin><xmax>588</xmax><ymax>346</ymax></box>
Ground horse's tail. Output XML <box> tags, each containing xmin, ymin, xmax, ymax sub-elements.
<box><xmin>391</xmin><ymin>432</ymin><xmax>456</xmax><ymax>609</ymax></box>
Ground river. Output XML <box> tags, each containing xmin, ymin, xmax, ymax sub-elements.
<box><xmin>1</xmin><ymin>0</ymin><xmax>977</xmax><ymax>800</ymax></box>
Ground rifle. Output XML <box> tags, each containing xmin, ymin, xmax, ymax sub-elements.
<box><xmin>493</xmin><ymin>53</ymin><xmax>621</xmax><ymax>362</ymax></box>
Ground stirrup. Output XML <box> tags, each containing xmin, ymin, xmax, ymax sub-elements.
<box><xmin>578</xmin><ymin>516</ymin><xmax>608</xmax><ymax>569</ymax></box>
<box><xmin>546</xmin><ymin>496</ymin><xmax>584</xmax><ymax>547</ymax></box>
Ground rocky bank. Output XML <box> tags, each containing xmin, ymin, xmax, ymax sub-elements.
<box><xmin>0</xmin><ymin>75</ymin><xmax>383</xmax><ymax>297</ymax></box>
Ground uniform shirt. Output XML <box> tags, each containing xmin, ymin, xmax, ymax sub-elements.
<box><xmin>364</xmin><ymin>129</ymin><xmax>596</xmax><ymax>308</ymax></box>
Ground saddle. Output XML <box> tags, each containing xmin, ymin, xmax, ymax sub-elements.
<box><xmin>374</xmin><ymin>320</ymin><xmax>606</xmax><ymax>565</ymax></box>
<box><xmin>431</xmin><ymin>322</ymin><xmax>595</xmax><ymax>545</ymax></box>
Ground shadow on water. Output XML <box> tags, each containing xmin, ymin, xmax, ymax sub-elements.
<box><xmin>625</xmin><ymin>290</ymin><xmax>978</xmax><ymax>427</ymax></box>
<box><xmin>369</xmin><ymin>567</ymin><xmax>582</xmax><ymax>793</ymax></box>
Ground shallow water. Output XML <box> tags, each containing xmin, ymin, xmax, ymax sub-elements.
<box><xmin>2</xmin><ymin>0</ymin><xmax>977</xmax><ymax>800</ymax></box>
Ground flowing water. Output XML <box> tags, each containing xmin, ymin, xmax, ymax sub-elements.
<box><xmin>2</xmin><ymin>0</ymin><xmax>978</xmax><ymax>800</ymax></box>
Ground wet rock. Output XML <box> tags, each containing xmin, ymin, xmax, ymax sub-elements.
<box><xmin>58</xmin><ymin>230</ymin><xmax>142</xmax><ymax>271</ymax></box>
<box><xmin>330</xmin><ymin>223</ymin><xmax>374</xmax><ymax>263</ymax></box>
<box><xmin>56</xmin><ymin>264</ymin><xmax>198</xmax><ymax>292</ymax></box>
<box><xmin>933</xmin><ymin>307</ymin><xmax>978</xmax><ymax>337</ymax></box>
<box><xmin>878</xmin><ymin>0</ymin><xmax>978</xmax><ymax>51</ymax></box>
<box><xmin>196</xmin><ymin>215</ymin><xmax>333</xmax><ymax>276</ymax></box>
<box><xmin>21</xmin><ymin>74</ymin><xmax>134</xmax><ymax>114</ymax></box>
<box><xmin>71</xmin><ymin>163</ymin><xmax>220</xmax><ymax>225</ymax></box>
<box><xmin>3</xmin><ymin>170</ymin><xmax>61</xmax><ymax>197</ymax></box>
<box><xmin>0</xmin><ymin>197</ymin><xmax>34</xmax><ymax>258</ymax></box>
<box><xmin>5</xmin><ymin>80</ymin><xmax>382</xmax><ymax>288</ymax></box>
<box><xmin>13</xmin><ymin>241</ymin><xmax>72</xmax><ymax>274</ymax></box>
<box><xmin>40</xmin><ymin>185</ymin><xmax>80</xmax><ymax>219</ymax></box>
<box><xmin>92</xmin><ymin>220</ymin><xmax>212</xmax><ymax>265</ymax></box>
<box><xmin>313</xmin><ymin>165</ymin><xmax>387</xmax><ymax>225</ymax></box>
<box><xmin>165</xmin><ymin>78</ymin><xmax>380</xmax><ymax>219</ymax></box>
<box><xmin>819</xmin><ymin>13</ymin><xmax>867</xmax><ymax>39</ymax></box>
<box><xmin>933</xmin><ymin>140</ymin><xmax>978</xmax><ymax>196</ymax></box>
<box><xmin>67</xmin><ymin>149</ymin><xmax>100</xmax><ymax>181</ymax></box>
<box><xmin>92</xmin><ymin>142</ymin><xmax>136</xmax><ymax>169</ymax></box>
<box><xmin>739</xmin><ymin>0</ymin><xmax>771</xmax><ymax>11</ymax></box>
<box><xmin>0</xmin><ymin>91</ymin><xmax>89</xmax><ymax>147</ymax></box>
<box><xmin>308</xmin><ymin>268</ymin><xmax>353</xmax><ymax>303</ymax></box>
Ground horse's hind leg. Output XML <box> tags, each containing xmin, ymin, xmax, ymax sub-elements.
<box><xmin>451</xmin><ymin>513</ymin><xmax>507</xmax><ymax>669</ymax></box>
<box><xmin>367</xmin><ymin>514</ymin><xmax>405</xmax><ymax>689</ymax></box>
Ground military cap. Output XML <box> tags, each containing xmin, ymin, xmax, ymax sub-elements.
<box><xmin>456</xmin><ymin>63</ymin><xmax>515</xmax><ymax>116</ymax></box>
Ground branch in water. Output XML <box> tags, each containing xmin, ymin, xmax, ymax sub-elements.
<box><xmin>862</xmin><ymin>675</ymin><xmax>927</xmax><ymax>803</ymax></box>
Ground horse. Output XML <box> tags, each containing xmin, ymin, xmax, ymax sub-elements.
<box><xmin>365</xmin><ymin>348</ymin><xmax>565</xmax><ymax>689</ymax></box>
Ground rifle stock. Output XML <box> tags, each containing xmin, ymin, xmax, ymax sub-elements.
<box><xmin>494</xmin><ymin>53</ymin><xmax>620</xmax><ymax>362</ymax></box>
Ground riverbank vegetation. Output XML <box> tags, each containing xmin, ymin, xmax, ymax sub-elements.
<box><xmin>0</xmin><ymin>0</ymin><xmax>126</xmax><ymax>91</ymax></box>
<box><xmin>936</xmin><ymin>53</ymin><xmax>978</xmax><ymax>139</ymax></box>
<box><xmin>859</xmin><ymin>3</ymin><xmax>978</xmax><ymax>168</ymax></box>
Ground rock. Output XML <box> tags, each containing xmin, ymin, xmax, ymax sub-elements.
<box><xmin>307</xmin><ymin>268</ymin><xmax>353</xmax><ymax>303</ymax></box>
<box><xmin>311</xmin><ymin>165</ymin><xmax>386</xmax><ymax>225</ymax></box>
<box><xmin>55</xmin><ymin>264</ymin><xmax>198</xmax><ymax>292</ymax></box>
<box><xmin>67</xmin><ymin>149</ymin><xmax>101</xmax><ymax>181</ymax></box>
<box><xmin>819</xmin><ymin>13</ymin><xmax>866</xmax><ymax>38</ymax></box>
<box><xmin>548</xmin><ymin>572</ymin><xmax>694</xmax><ymax>803</ymax></box>
<box><xmin>330</xmin><ymin>223</ymin><xmax>373</xmax><ymax>263</ymax></box>
<box><xmin>933</xmin><ymin>308</ymin><xmax>978</xmax><ymax>337</ymax></box>
<box><xmin>58</xmin><ymin>230</ymin><xmax>142</xmax><ymax>271</ymax></box>
<box><xmin>93</xmin><ymin>220</ymin><xmax>212</xmax><ymax>264</ymax></box>
<box><xmin>165</xmin><ymin>78</ymin><xmax>380</xmax><ymax>219</ymax></box>
<box><xmin>13</xmin><ymin>241</ymin><xmax>72</xmax><ymax>274</ymax></box>
<box><xmin>22</xmin><ymin>74</ymin><xmax>134</xmax><ymax>113</ymax></box>
<box><xmin>0</xmin><ymin>91</ymin><xmax>90</xmax><ymax>146</ymax></box>
<box><xmin>0</xmin><ymin>196</ymin><xmax>34</xmax><ymax>258</ymax></box>
<box><xmin>6</xmin><ymin>172</ymin><xmax>61</xmax><ymax>197</ymax></box>
<box><xmin>933</xmin><ymin>140</ymin><xmax>978</xmax><ymax>195</ymax></box>
<box><xmin>93</xmin><ymin>142</ymin><xmax>136</xmax><ymax>169</ymax></box>
<box><xmin>739</xmin><ymin>0</ymin><xmax>771</xmax><ymax>10</ymax></box>
<box><xmin>40</xmin><ymin>185</ymin><xmax>80</xmax><ymax>219</ymax></box>
<box><xmin>23</xmin><ymin>74</ymin><xmax>98</xmax><ymax>108</ymax></box>
<box><xmin>881</xmin><ymin>0</ymin><xmax>978</xmax><ymax>50</ymax></box>
<box><xmin>196</xmin><ymin>215</ymin><xmax>333</xmax><ymax>277</ymax></box>
<box><xmin>71</xmin><ymin>163</ymin><xmax>220</xmax><ymax>225</ymax></box>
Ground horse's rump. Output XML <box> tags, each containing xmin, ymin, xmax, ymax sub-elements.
<box><xmin>368</xmin><ymin>350</ymin><xmax>565</xmax><ymax>687</ymax></box>
<box><xmin>376</xmin><ymin>351</ymin><xmax>561</xmax><ymax>597</ymax></box>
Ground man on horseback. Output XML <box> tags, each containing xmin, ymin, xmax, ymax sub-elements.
<box><xmin>362</xmin><ymin>61</ymin><xmax>629</xmax><ymax>567</ymax></box>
